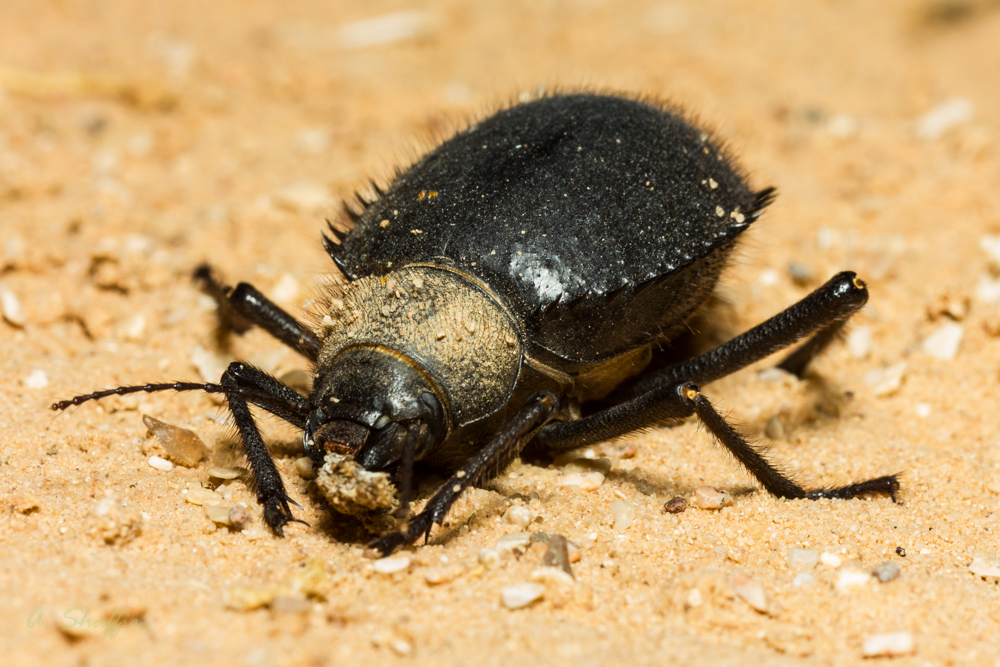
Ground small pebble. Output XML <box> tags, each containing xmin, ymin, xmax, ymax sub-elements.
<box><xmin>787</xmin><ymin>261</ymin><xmax>813</xmax><ymax>285</ymax></box>
<box><xmin>373</xmin><ymin>556</ymin><xmax>410</xmax><ymax>575</ymax></box>
<box><xmin>389</xmin><ymin>639</ymin><xmax>413</xmax><ymax>657</ymax></box>
<box><xmin>542</xmin><ymin>534</ymin><xmax>574</xmax><ymax>577</ymax></box>
<box><xmin>143</xmin><ymin>414</ymin><xmax>208</xmax><ymax>467</ymax></box>
<box><xmin>148</xmin><ymin>456</ymin><xmax>174</xmax><ymax>471</ymax></box>
<box><xmin>968</xmin><ymin>556</ymin><xmax>1000</xmax><ymax>579</ymax></box>
<box><xmin>424</xmin><ymin>564</ymin><xmax>462</xmax><ymax>585</ymax></box>
<box><xmin>792</xmin><ymin>573</ymin><xmax>815</xmax><ymax>588</ymax></box>
<box><xmin>764</xmin><ymin>414</ymin><xmax>787</xmax><ymax>440</ymax></box>
<box><xmin>530</xmin><ymin>567</ymin><xmax>574</xmax><ymax>586</ymax></box>
<box><xmin>691</xmin><ymin>486</ymin><xmax>732</xmax><ymax>510</ymax></box>
<box><xmin>503</xmin><ymin>505</ymin><xmax>533</xmax><ymax>528</ymax></box>
<box><xmin>787</xmin><ymin>547</ymin><xmax>819</xmax><ymax>571</ymax></box>
<box><xmin>494</xmin><ymin>532</ymin><xmax>532</xmax><ymax>553</ymax></box>
<box><xmin>23</xmin><ymin>370</ymin><xmax>49</xmax><ymax>389</ymax></box>
<box><xmin>558</xmin><ymin>472</ymin><xmax>605</xmax><ymax>491</ymax></box>
<box><xmin>872</xmin><ymin>561</ymin><xmax>901</xmax><ymax>583</ymax></box>
<box><xmin>921</xmin><ymin>321</ymin><xmax>963</xmax><ymax>360</ymax></box>
<box><xmin>119</xmin><ymin>314</ymin><xmax>147</xmax><ymax>341</ymax></box>
<box><xmin>846</xmin><ymin>325</ymin><xmax>872</xmax><ymax>359</ymax></box>
<box><xmin>865</xmin><ymin>361</ymin><xmax>906</xmax><ymax>397</ymax></box>
<box><xmin>916</xmin><ymin>97</ymin><xmax>973</xmax><ymax>140</ymax></box>
<box><xmin>663</xmin><ymin>496</ymin><xmax>687</xmax><ymax>513</ymax></box>
<box><xmin>185</xmin><ymin>487</ymin><xmax>223</xmax><ymax>506</ymax></box>
<box><xmin>914</xmin><ymin>403</ymin><xmax>931</xmax><ymax>418</ymax></box>
<box><xmin>295</xmin><ymin>456</ymin><xmax>316</xmax><ymax>479</ymax></box>
<box><xmin>862</xmin><ymin>632</ymin><xmax>915</xmax><ymax>657</ymax></box>
<box><xmin>0</xmin><ymin>284</ymin><xmax>26</xmax><ymax>327</ymax></box>
<box><xmin>685</xmin><ymin>588</ymin><xmax>703</xmax><ymax>608</ymax></box>
<box><xmin>477</xmin><ymin>548</ymin><xmax>501</xmax><ymax>569</ymax></box>
<box><xmin>610</xmin><ymin>500</ymin><xmax>635</xmax><ymax>531</ymax></box>
<box><xmin>731</xmin><ymin>574</ymin><xmax>768</xmax><ymax>613</ymax></box>
<box><xmin>820</xmin><ymin>552</ymin><xmax>842</xmax><ymax>568</ymax></box>
<box><xmin>229</xmin><ymin>505</ymin><xmax>251</xmax><ymax>530</ymax></box>
<box><xmin>205</xmin><ymin>504</ymin><xmax>233</xmax><ymax>526</ymax></box>
<box><xmin>500</xmin><ymin>582</ymin><xmax>544</xmax><ymax>609</ymax></box>
<box><xmin>836</xmin><ymin>568</ymin><xmax>872</xmax><ymax>593</ymax></box>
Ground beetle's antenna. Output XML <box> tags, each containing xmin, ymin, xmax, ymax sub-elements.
<box><xmin>51</xmin><ymin>382</ymin><xmax>306</xmax><ymax>413</ymax></box>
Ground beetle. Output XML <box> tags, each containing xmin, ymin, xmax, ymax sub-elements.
<box><xmin>54</xmin><ymin>92</ymin><xmax>899</xmax><ymax>557</ymax></box>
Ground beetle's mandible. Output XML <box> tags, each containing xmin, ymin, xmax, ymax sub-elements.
<box><xmin>54</xmin><ymin>93</ymin><xmax>900</xmax><ymax>557</ymax></box>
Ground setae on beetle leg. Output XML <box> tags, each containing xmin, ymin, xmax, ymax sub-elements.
<box><xmin>220</xmin><ymin>362</ymin><xmax>312</xmax><ymax>535</ymax></box>
<box><xmin>622</xmin><ymin>271</ymin><xmax>869</xmax><ymax>400</ymax></box>
<box><xmin>365</xmin><ymin>391</ymin><xmax>559</xmax><ymax>558</ymax></box>
<box><xmin>194</xmin><ymin>264</ymin><xmax>321</xmax><ymax>361</ymax></box>
<box><xmin>532</xmin><ymin>381</ymin><xmax>899</xmax><ymax>502</ymax></box>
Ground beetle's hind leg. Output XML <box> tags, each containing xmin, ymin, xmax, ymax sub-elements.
<box><xmin>621</xmin><ymin>271</ymin><xmax>869</xmax><ymax>400</ymax></box>
<box><xmin>365</xmin><ymin>391</ymin><xmax>558</xmax><ymax>558</ymax></box>
<box><xmin>194</xmin><ymin>264</ymin><xmax>321</xmax><ymax>361</ymax></box>
<box><xmin>532</xmin><ymin>381</ymin><xmax>899</xmax><ymax>502</ymax></box>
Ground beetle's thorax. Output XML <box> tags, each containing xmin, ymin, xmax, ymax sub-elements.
<box><xmin>316</xmin><ymin>265</ymin><xmax>523</xmax><ymax>430</ymax></box>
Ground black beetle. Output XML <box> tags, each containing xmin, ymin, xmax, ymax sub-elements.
<box><xmin>55</xmin><ymin>93</ymin><xmax>899</xmax><ymax>557</ymax></box>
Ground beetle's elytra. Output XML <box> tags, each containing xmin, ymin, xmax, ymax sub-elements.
<box><xmin>55</xmin><ymin>92</ymin><xmax>899</xmax><ymax>557</ymax></box>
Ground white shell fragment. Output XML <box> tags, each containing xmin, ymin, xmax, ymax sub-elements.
<box><xmin>846</xmin><ymin>325</ymin><xmax>872</xmax><ymax>359</ymax></box>
<box><xmin>0</xmin><ymin>284</ymin><xmax>26</xmax><ymax>327</ymax></box>
<box><xmin>836</xmin><ymin>568</ymin><xmax>872</xmax><ymax>593</ymax></box>
<box><xmin>731</xmin><ymin>574</ymin><xmax>768</xmax><ymax>613</ymax></box>
<box><xmin>503</xmin><ymin>505</ymin><xmax>533</xmax><ymax>528</ymax></box>
<box><xmin>921</xmin><ymin>322</ymin><xmax>963</xmax><ymax>361</ymax></box>
<box><xmin>23</xmin><ymin>370</ymin><xmax>48</xmax><ymax>389</ymax></box>
<box><xmin>862</xmin><ymin>632</ymin><xmax>915</xmax><ymax>657</ymax></box>
<box><xmin>610</xmin><ymin>500</ymin><xmax>635</xmax><ymax>531</ymax></box>
<box><xmin>494</xmin><ymin>532</ymin><xmax>532</xmax><ymax>553</ymax></box>
<box><xmin>373</xmin><ymin>556</ymin><xmax>411</xmax><ymax>575</ymax></box>
<box><xmin>558</xmin><ymin>472</ymin><xmax>605</xmax><ymax>491</ymax></box>
<box><xmin>786</xmin><ymin>547</ymin><xmax>819</xmax><ymax>571</ymax></box>
<box><xmin>147</xmin><ymin>456</ymin><xmax>174</xmax><ymax>471</ymax></box>
<box><xmin>500</xmin><ymin>582</ymin><xmax>545</xmax><ymax>609</ymax></box>
<box><xmin>916</xmin><ymin>97</ymin><xmax>973</xmax><ymax>140</ymax></box>
<box><xmin>968</xmin><ymin>556</ymin><xmax>1000</xmax><ymax>579</ymax></box>
<box><xmin>865</xmin><ymin>361</ymin><xmax>907</xmax><ymax>397</ymax></box>
<box><xmin>185</xmin><ymin>487</ymin><xmax>223</xmax><ymax>506</ymax></box>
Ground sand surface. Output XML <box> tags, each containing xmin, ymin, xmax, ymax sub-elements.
<box><xmin>2</xmin><ymin>1</ymin><xmax>1000</xmax><ymax>665</ymax></box>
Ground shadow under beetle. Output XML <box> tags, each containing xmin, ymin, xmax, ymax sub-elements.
<box><xmin>54</xmin><ymin>93</ymin><xmax>900</xmax><ymax>557</ymax></box>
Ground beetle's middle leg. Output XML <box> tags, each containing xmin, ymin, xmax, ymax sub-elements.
<box><xmin>532</xmin><ymin>381</ymin><xmax>899</xmax><ymax>501</ymax></box>
<box><xmin>194</xmin><ymin>264</ymin><xmax>321</xmax><ymax>360</ymax></box>
<box><xmin>365</xmin><ymin>391</ymin><xmax>558</xmax><ymax>558</ymax></box>
<box><xmin>620</xmin><ymin>271</ymin><xmax>868</xmax><ymax>400</ymax></box>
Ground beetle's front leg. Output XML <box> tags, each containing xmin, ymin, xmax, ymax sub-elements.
<box><xmin>365</xmin><ymin>391</ymin><xmax>558</xmax><ymax>558</ymax></box>
<box><xmin>221</xmin><ymin>362</ymin><xmax>310</xmax><ymax>535</ymax></box>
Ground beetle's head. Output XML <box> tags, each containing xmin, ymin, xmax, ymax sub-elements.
<box><xmin>302</xmin><ymin>345</ymin><xmax>447</xmax><ymax>470</ymax></box>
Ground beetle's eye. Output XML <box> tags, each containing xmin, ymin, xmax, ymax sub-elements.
<box><xmin>373</xmin><ymin>414</ymin><xmax>391</xmax><ymax>430</ymax></box>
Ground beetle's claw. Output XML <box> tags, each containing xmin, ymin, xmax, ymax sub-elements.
<box><xmin>263</xmin><ymin>495</ymin><xmax>308</xmax><ymax>537</ymax></box>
